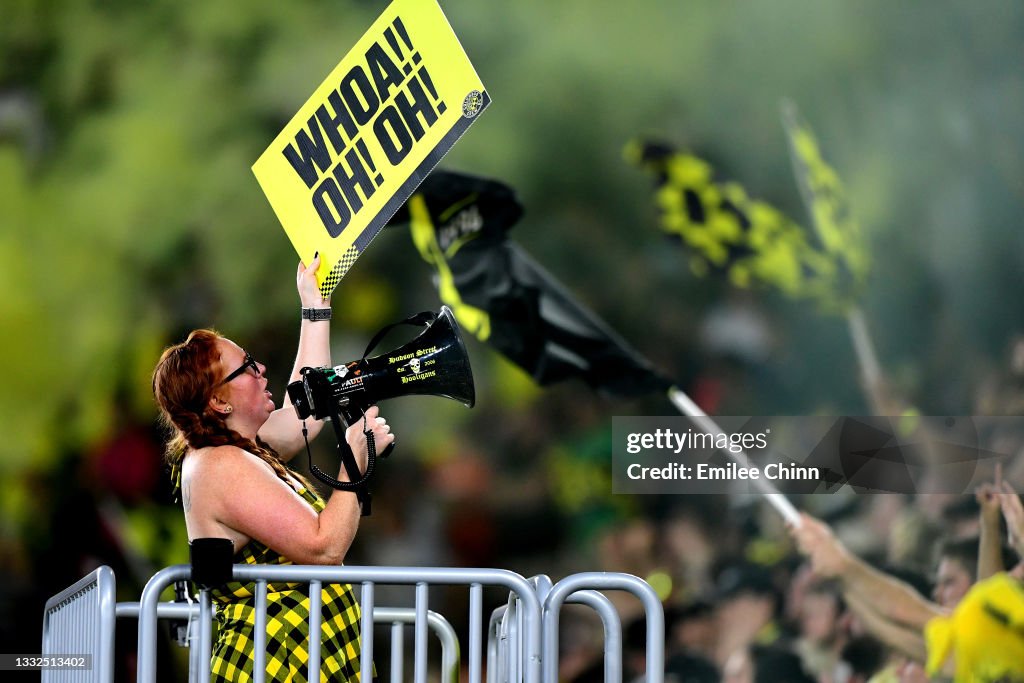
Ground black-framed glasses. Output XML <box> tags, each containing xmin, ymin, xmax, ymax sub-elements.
<box><xmin>218</xmin><ymin>352</ymin><xmax>261</xmax><ymax>385</ymax></box>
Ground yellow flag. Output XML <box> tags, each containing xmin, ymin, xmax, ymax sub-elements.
<box><xmin>781</xmin><ymin>100</ymin><xmax>869</xmax><ymax>308</ymax></box>
<box><xmin>252</xmin><ymin>0</ymin><xmax>489</xmax><ymax>298</ymax></box>
<box><xmin>626</xmin><ymin>140</ymin><xmax>841</xmax><ymax>308</ymax></box>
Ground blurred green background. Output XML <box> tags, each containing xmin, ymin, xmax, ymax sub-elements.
<box><xmin>2</xmin><ymin>0</ymin><xmax>1024</xmax><ymax>656</ymax></box>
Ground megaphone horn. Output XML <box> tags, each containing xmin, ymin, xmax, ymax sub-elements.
<box><xmin>357</xmin><ymin>305</ymin><xmax>476</xmax><ymax>409</ymax></box>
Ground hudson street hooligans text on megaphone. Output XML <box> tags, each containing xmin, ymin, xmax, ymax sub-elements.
<box><xmin>286</xmin><ymin>305</ymin><xmax>475</xmax><ymax>513</ymax></box>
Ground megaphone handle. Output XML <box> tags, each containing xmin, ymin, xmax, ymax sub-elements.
<box><xmin>304</xmin><ymin>416</ymin><xmax>375</xmax><ymax>516</ymax></box>
<box><xmin>336</xmin><ymin>414</ymin><xmax>373</xmax><ymax>515</ymax></box>
<box><xmin>339</xmin><ymin>403</ymin><xmax>392</xmax><ymax>460</ymax></box>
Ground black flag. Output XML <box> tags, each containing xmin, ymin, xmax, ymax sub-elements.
<box><xmin>389</xmin><ymin>170</ymin><xmax>672</xmax><ymax>397</ymax></box>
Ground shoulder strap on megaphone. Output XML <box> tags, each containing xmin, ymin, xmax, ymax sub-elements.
<box><xmin>361</xmin><ymin>310</ymin><xmax>437</xmax><ymax>359</ymax></box>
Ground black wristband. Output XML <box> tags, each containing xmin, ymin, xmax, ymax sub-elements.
<box><xmin>302</xmin><ymin>307</ymin><xmax>332</xmax><ymax>322</ymax></box>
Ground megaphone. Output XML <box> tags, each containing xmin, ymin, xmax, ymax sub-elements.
<box><xmin>286</xmin><ymin>306</ymin><xmax>475</xmax><ymax>513</ymax></box>
<box><xmin>288</xmin><ymin>305</ymin><xmax>475</xmax><ymax>422</ymax></box>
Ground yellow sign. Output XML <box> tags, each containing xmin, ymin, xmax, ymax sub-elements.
<box><xmin>252</xmin><ymin>0</ymin><xmax>490</xmax><ymax>297</ymax></box>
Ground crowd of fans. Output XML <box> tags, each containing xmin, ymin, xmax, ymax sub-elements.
<box><xmin>6</xmin><ymin>334</ymin><xmax>1024</xmax><ymax>682</ymax></box>
<box><xmin>557</xmin><ymin>477</ymin><xmax>1024</xmax><ymax>683</ymax></box>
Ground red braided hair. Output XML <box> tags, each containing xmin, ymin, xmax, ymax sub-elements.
<box><xmin>152</xmin><ymin>329</ymin><xmax>310</xmax><ymax>497</ymax></box>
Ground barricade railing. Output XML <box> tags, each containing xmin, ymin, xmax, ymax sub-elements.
<box><xmin>41</xmin><ymin>565</ymin><xmax>117</xmax><ymax>683</ymax></box>
<box><xmin>374</xmin><ymin>607</ymin><xmax>459</xmax><ymax>683</ymax></box>
<box><xmin>564</xmin><ymin>590</ymin><xmax>622</xmax><ymax>683</ymax></box>
<box><xmin>487</xmin><ymin>574</ymin><xmax>658</xmax><ymax>683</ymax></box>
<box><xmin>115</xmin><ymin>602</ymin><xmax>460</xmax><ymax>683</ymax></box>
<box><xmin>43</xmin><ymin>564</ymin><xmax>661</xmax><ymax>683</ymax></box>
<box><xmin>135</xmin><ymin>565</ymin><xmax>541</xmax><ymax>683</ymax></box>
<box><xmin>487</xmin><ymin>603</ymin><xmax>508</xmax><ymax>683</ymax></box>
<box><xmin>116</xmin><ymin>600</ymin><xmax>207</xmax><ymax>683</ymax></box>
<box><xmin>543</xmin><ymin>573</ymin><xmax>663</xmax><ymax>683</ymax></box>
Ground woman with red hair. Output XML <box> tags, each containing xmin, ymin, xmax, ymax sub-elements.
<box><xmin>152</xmin><ymin>255</ymin><xmax>393</xmax><ymax>681</ymax></box>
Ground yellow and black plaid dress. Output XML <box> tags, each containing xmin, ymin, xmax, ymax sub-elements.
<box><xmin>208</xmin><ymin>485</ymin><xmax>367</xmax><ymax>682</ymax></box>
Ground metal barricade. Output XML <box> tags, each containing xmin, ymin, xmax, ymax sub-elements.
<box><xmin>41</xmin><ymin>566</ymin><xmax>117</xmax><ymax>683</ymax></box>
<box><xmin>44</xmin><ymin>565</ymin><xmax>661</xmax><ymax>683</ymax></box>
<box><xmin>564</xmin><ymin>590</ymin><xmax>622</xmax><ymax>683</ymax></box>
<box><xmin>487</xmin><ymin>573</ymin><xmax>660</xmax><ymax>683</ymax></box>
<box><xmin>116</xmin><ymin>601</ymin><xmax>207</xmax><ymax>683</ymax></box>
<box><xmin>115</xmin><ymin>602</ymin><xmax>460</xmax><ymax>683</ymax></box>
<box><xmin>135</xmin><ymin>565</ymin><xmax>542</xmax><ymax>683</ymax></box>
<box><xmin>492</xmin><ymin>594</ymin><xmax>522</xmax><ymax>683</ymax></box>
<box><xmin>543</xmin><ymin>573</ymin><xmax>663</xmax><ymax>683</ymax></box>
<box><xmin>374</xmin><ymin>607</ymin><xmax>460</xmax><ymax>683</ymax></box>
<box><xmin>487</xmin><ymin>603</ymin><xmax>508</xmax><ymax>683</ymax></box>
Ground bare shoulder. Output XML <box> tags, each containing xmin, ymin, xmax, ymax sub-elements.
<box><xmin>182</xmin><ymin>445</ymin><xmax>281</xmax><ymax>500</ymax></box>
<box><xmin>180</xmin><ymin>448</ymin><xmax>260</xmax><ymax>547</ymax></box>
<box><xmin>186</xmin><ymin>445</ymin><xmax>274</xmax><ymax>477</ymax></box>
<box><xmin>182</xmin><ymin>445</ymin><xmax>305</xmax><ymax>543</ymax></box>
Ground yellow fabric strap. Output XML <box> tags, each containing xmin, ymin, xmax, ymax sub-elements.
<box><xmin>408</xmin><ymin>193</ymin><xmax>491</xmax><ymax>340</ymax></box>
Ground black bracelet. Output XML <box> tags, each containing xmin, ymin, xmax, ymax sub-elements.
<box><xmin>301</xmin><ymin>307</ymin><xmax>332</xmax><ymax>322</ymax></box>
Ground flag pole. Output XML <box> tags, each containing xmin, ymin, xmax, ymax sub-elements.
<box><xmin>845</xmin><ymin>305</ymin><xmax>892</xmax><ymax>414</ymax></box>
<box><xmin>846</xmin><ymin>306</ymin><xmax>882</xmax><ymax>389</ymax></box>
<box><xmin>667</xmin><ymin>386</ymin><xmax>802</xmax><ymax>526</ymax></box>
